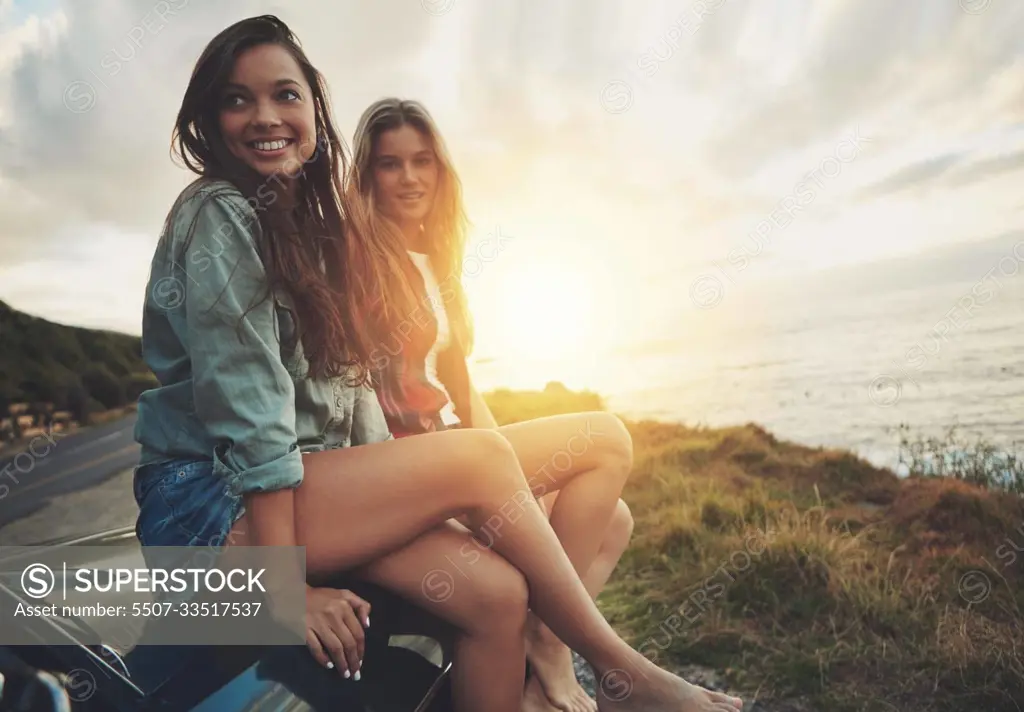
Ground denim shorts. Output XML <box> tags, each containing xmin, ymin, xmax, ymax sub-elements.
<box><xmin>132</xmin><ymin>458</ymin><xmax>245</xmax><ymax>548</ymax></box>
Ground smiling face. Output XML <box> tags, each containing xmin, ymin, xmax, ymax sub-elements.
<box><xmin>218</xmin><ymin>43</ymin><xmax>318</xmax><ymax>179</ymax></box>
<box><xmin>371</xmin><ymin>124</ymin><xmax>439</xmax><ymax>233</ymax></box>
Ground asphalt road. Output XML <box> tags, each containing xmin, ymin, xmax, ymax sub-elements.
<box><xmin>0</xmin><ymin>414</ymin><xmax>140</xmax><ymax>534</ymax></box>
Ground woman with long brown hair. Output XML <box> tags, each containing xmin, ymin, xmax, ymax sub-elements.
<box><xmin>133</xmin><ymin>15</ymin><xmax>742</xmax><ymax>712</ymax></box>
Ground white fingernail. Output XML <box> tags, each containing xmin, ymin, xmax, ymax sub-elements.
<box><xmin>365</xmin><ymin>616</ymin><xmax>370</xmax><ymax>628</ymax></box>
<box><xmin>343</xmin><ymin>669</ymin><xmax>350</xmax><ymax>679</ymax></box>
<box><xmin>354</xmin><ymin>670</ymin><xmax>361</xmax><ymax>681</ymax></box>
<box><xmin>326</xmin><ymin>661</ymin><xmax>334</xmax><ymax>669</ymax></box>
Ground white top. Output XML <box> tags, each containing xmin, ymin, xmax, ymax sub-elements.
<box><xmin>407</xmin><ymin>250</ymin><xmax>461</xmax><ymax>426</ymax></box>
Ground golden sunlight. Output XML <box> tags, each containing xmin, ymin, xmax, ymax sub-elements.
<box><xmin>492</xmin><ymin>263</ymin><xmax>596</xmax><ymax>362</ymax></box>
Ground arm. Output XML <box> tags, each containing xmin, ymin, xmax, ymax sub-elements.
<box><xmin>180</xmin><ymin>186</ymin><xmax>303</xmax><ymax>550</ymax></box>
<box><xmin>180</xmin><ymin>186</ymin><xmax>372</xmax><ymax>677</ymax></box>
<box><xmin>467</xmin><ymin>371</ymin><xmax>554</xmax><ymax>516</ymax></box>
<box><xmin>243</xmin><ymin>489</ymin><xmax>297</xmax><ymax>547</ymax></box>
<box><xmin>467</xmin><ymin>375</ymin><xmax>499</xmax><ymax>429</ymax></box>
<box><xmin>466</xmin><ymin>374</ymin><xmax>549</xmax><ymax>515</ymax></box>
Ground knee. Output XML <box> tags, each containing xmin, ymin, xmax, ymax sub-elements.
<box><xmin>463</xmin><ymin>429</ymin><xmax>520</xmax><ymax>473</ymax></box>
<box><xmin>459</xmin><ymin>429</ymin><xmax>524</xmax><ymax>495</ymax></box>
<box><xmin>604</xmin><ymin>498</ymin><xmax>634</xmax><ymax>554</ymax></box>
<box><xmin>589</xmin><ymin>413</ymin><xmax>633</xmax><ymax>478</ymax></box>
<box><xmin>467</xmin><ymin>559</ymin><xmax>529</xmax><ymax>631</ymax></box>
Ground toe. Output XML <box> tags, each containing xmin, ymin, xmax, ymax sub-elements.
<box><xmin>708</xmin><ymin>690</ymin><xmax>743</xmax><ymax>709</ymax></box>
<box><xmin>572</xmin><ymin>694</ymin><xmax>594</xmax><ymax>712</ymax></box>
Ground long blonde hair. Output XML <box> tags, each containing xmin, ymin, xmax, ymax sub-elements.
<box><xmin>346</xmin><ymin>98</ymin><xmax>474</xmax><ymax>356</ymax></box>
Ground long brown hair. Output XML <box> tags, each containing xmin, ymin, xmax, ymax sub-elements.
<box><xmin>347</xmin><ymin>98</ymin><xmax>474</xmax><ymax>357</ymax></box>
<box><xmin>169</xmin><ymin>15</ymin><xmax>380</xmax><ymax>383</ymax></box>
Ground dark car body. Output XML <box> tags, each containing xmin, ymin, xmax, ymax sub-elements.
<box><xmin>0</xmin><ymin>527</ymin><xmax>455</xmax><ymax>712</ymax></box>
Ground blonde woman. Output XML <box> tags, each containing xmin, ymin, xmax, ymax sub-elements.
<box><xmin>347</xmin><ymin>98</ymin><xmax>731</xmax><ymax>712</ymax></box>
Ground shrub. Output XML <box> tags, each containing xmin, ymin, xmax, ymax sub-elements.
<box><xmin>896</xmin><ymin>424</ymin><xmax>1024</xmax><ymax>495</ymax></box>
<box><xmin>124</xmin><ymin>372</ymin><xmax>160</xmax><ymax>401</ymax></box>
<box><xmin>81</xmin><ymin>364</ymin><xmax>126</xmax><ymax>409</ymax></box>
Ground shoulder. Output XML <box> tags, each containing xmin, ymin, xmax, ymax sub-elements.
<box><xmin>168</xmin><ymin>178</ymin><xmax>259</xmax><ymax>245</ymax></box>
<box><xmin>177</xmin><ymin>177</ymin><xmax>251</xmax><ymax>210</ymax></box>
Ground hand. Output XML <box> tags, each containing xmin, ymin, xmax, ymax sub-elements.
<box><xmin>303</xmin><ymin>586</ymin><xmax>372</xmax><ymax>679</ymax></box>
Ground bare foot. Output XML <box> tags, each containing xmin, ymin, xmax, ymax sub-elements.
<box><xmin>594</xmin><ymin>663</ymin><xmax>743</xmax><ymax>712</ymax></box>
<box><xmin>526</xmin><ymin>616</ymin><xmax>597</xmax><ymax>712</ymax></box>
<box><xmin>523</xmin><ymin>676</ymin><xmax>577</xmax><ymax>712</ymax></box>
<box><xmin>522</xmin><ymin>676</ymin><xmax>553</xmax><ymax>712</ymax></box>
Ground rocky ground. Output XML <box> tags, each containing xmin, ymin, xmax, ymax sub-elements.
<box><xmin>572</xmin><ymin>653</ymin><xmax>801</xmax><ymax>712</ymax></box>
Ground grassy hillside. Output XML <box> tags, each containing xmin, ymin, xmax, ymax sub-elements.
<box><xmin>0</xmin><ymin>300</ymin><xmax>154</xmax><ymax>429</ymax></box>
<box><xmin>486</xmin><ymin>385</ymin><xmax>1024</xmax><ymax>712</ymax></box>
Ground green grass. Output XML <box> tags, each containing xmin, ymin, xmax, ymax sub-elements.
<box><xmin>486</xmin><ymin>385</ymin><xmax>1024</xmax><ymax>711</ymax></box>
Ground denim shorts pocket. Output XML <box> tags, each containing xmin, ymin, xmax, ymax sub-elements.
<box><xmin>135</xmin><ymin>459</ymin><xmax>235</xmax><ymax>547</ymax></box>
<box><xmin>133</xmin><ymin>461</ymin><xmax>179</xmax><ymax>512</ymax></box>
<box><xmin>158</xmin><ymin>460</ymin><xmax>236</xmax><ymax>545</ymax></box>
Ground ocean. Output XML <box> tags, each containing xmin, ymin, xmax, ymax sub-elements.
<box><xmin>473</xmin><ymin>241</ymin><xmax>1024</xmax><ymax>472</ymax></box>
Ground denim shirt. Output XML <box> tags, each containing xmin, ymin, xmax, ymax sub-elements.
<box><xmin>134</xmin><ymin>179</ymin><xmax>392</xmax><ymax>497</ymax></box>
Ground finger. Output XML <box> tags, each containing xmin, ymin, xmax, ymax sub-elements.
<box><xmin>314</xmin><ymin>622</ymin><xmax>351</xmax><ymax>678</ymax></box>
<box><xmin>343</xmin><ymin>591</ymin><xmax>372</xmax><ymax>628</ymax></box>
<box><xmin>327</xmin><ymin>612</ymin><xmax>362</xmax><ymax>677</ymax></box>
<box><xmin>305</xmin><ymin>629</ymin><xmax>331</xmax><ymax>669</ymax></box>
<box><xmin>337</xmin><ymin>604</ymin><xmax>366</xmax><ymax>664</ymax></box>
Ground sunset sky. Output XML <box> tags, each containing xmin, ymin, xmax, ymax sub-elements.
<box><xmin>1</xmin><ymin>0</ymin><xmax>1022</xmax><ymax>386</ymax></box>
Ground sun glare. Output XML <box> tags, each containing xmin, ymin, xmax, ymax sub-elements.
<box><xmin>493</xmin><ymin>264</ymin><xmax>595</xmax><ymax>362</ymax></box>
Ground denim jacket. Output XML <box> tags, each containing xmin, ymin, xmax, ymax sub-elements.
<box><xmin>134</xmin><ymin>179</ymin><xmax>392</xmax><ymax>497</ymax></box>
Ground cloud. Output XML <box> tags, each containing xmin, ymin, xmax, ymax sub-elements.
<box><xmin>1</xmin><ymin>0</ymin><xmax>1024</xmax><ymax>336</ymax></box>
<box><xmin>943</xmin><ymin>147</ymin><xmax>1024</xmax><ymax>189</ymax></box>
<box><xmin>689</xmin><ymin>2</ymin><xmax>1024</xmax><ymax>181</ymax></box>
<box><xmin>856</xmin><ymin>144</ymin><xmax>1024</xmax><ymax>200</ymax></box>
<box><xmin>768</xmin><ymin>227</ymin><xmax>1024</xmax><ymax>301</ymax></box>
<box><xmin>0</xmin><ymin>0</ymin><xmax>438</xmax><ymax>267</ymax></box>
<box><xmin>856</xmin><ymin>152</ymin><xmax>965</xmax><ymax>200</ymax></box>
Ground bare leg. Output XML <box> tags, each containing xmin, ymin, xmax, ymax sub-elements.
<box><xmin>351</xmin><ymin>521</ymin><xmax>530</xmax><ymax>712</ymax></box>
<box><xmin>228</xmin><ymin>515</ymin><xmax>528</xmax><ymax>711</ymax></box>
<box><xmin>523</xmin><ymin>495</ymin><xmax>635</xmax><ymax>712</ymax></box>
<box><xmin>228</xmin><ymin>428</ymin><xmax>742</xmax><ymax>711</ymax></box>
<box><xmin>579</xmin><ymin>498</ymin><xmax>635</xmax><ymax>597</ymax></box>
<box><xmin>496</xmin><ymin>413</ymin><xmax>631</xmax><ymax>712</ymax></box>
